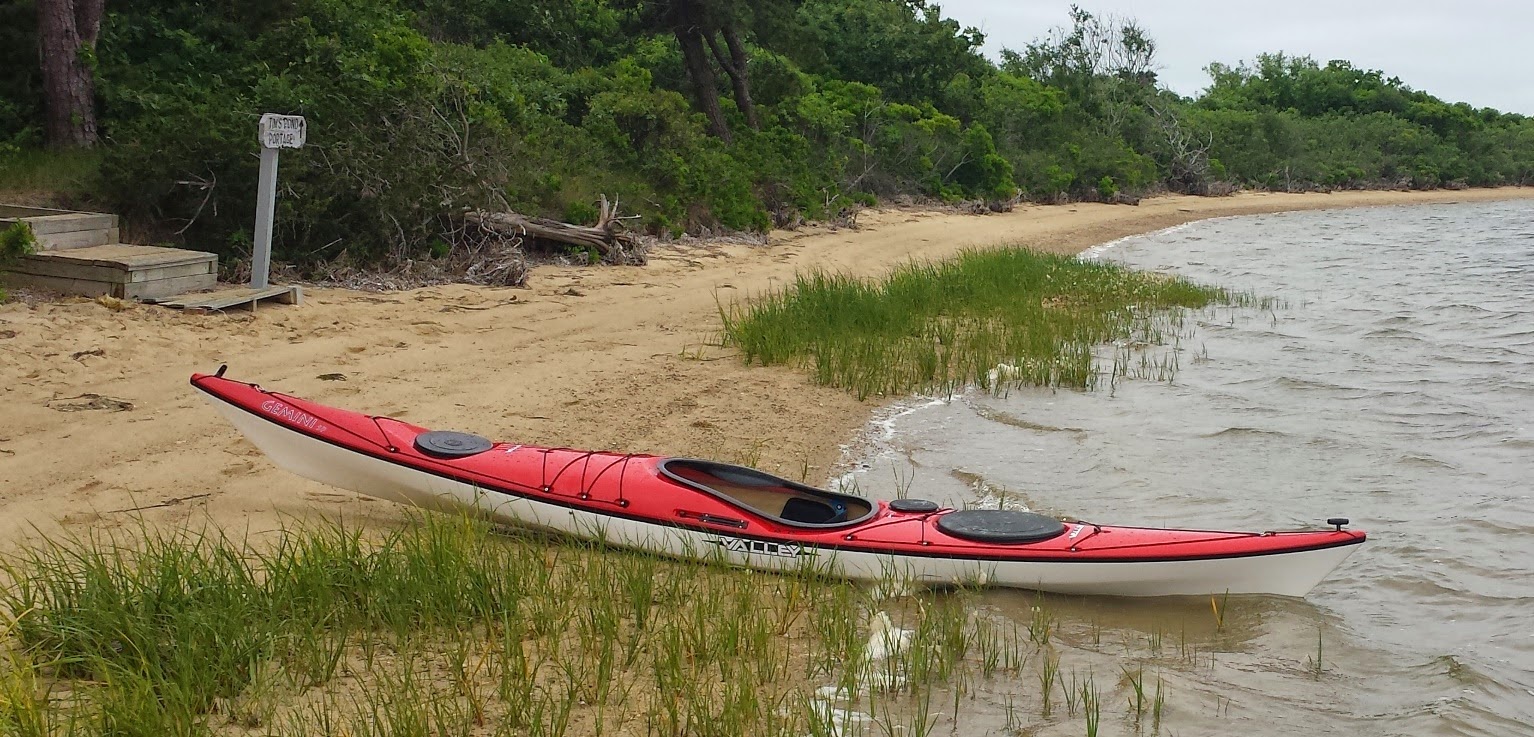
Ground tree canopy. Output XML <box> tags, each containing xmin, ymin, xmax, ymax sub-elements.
<box><xmin>1</xmin><ymin>0</ymin><xmax>1529</xmax><ymax>268</ymax></box>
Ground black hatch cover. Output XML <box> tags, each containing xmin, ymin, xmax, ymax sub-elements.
<box><xmin>936</xmin><ymin>509</ymin><xmax>1067</xmax><ymax>544</ymax></box>
<box><xmin>415</xmin><ymin>430</ymin><xmax>494</xmax><ymax>458</ymax></box>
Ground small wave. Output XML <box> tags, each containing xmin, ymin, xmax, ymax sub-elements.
<box><xmin>948</xmin><ymin>469</ymin><xmax>1046</xmax><ymax>514</ymax></box>
<box><xmin>1422</xmin><ymin>427</ymin><xmax>1515</xmax><ymax>443</ymax></box>
<box><xmin>1395</xmin><ymin>453</ymin><xmax>1457</xmax><ymax>470</ymax></box>
<box><xmin>1359</xmin><ymin>562</ymin><xmax>1532</xmax><ymax>604</ymax></box>
<box><xmin>1364</xmin><ymin>573</ymin><xmax>1476</xmax><ymax>601</ymax></box>
<box><xmin>1429</xmin><ymin>303</ymin><xmax>1494</xmax><ymax>313</ymax></box>
<box><xmin>971</xmin><ymin>405</ymin><xmax>1087</xmax><ymax>435</ymax></box>
<box><xmin>1304</xmin><ymin>435</ymin><xmax>1371</xmax><ymax>451</ymax></box>
<box><xmin>1423</xmin><ymin>654</ymin><xmax>1491</xmax><ymax>686</ymax></box>
<box><xmin>1272</xmin><ymin>376</ymin><xmax>1352</xmax><ymax>393</ymax></box>
<box><xmin>1364</xmin><ymin>328</ymin><xmax>1424</xmax><ymax>341</ymax></box>
<box><xmin>1200</xmin><ymin>426</ymin><xmax>1289</xmax><ymax>439</ymax></box>
<box><xmin>1483</xmin><ymin>329</ymin><xmax>1534</xmax><ymax>341</ymax></box>
<box><xmin>1411</xmin><ymin>652</ymin><xmax>1534</xmax><ymax>732</ymax></box>
<box><xmin>1472</xmin><ymin>517</ymin><xmax>1534</xmax><ymax>536</ymax></box>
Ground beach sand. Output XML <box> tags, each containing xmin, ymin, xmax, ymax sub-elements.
<box><xmin>2</xmin><ymin>188</ymin><xmax>1530</xmax><ymax>548</ymax></box>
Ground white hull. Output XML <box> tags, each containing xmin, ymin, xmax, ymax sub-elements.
<box><xmin>208</xmin><ymin>395</ymin><xmax>1359</xmax><ymax>597</ymax></box>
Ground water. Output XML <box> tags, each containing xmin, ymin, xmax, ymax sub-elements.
<box><xmin>847</xmin><ymin>201</ymin><xmax>1534</xmax><ymax>735</ymax></box>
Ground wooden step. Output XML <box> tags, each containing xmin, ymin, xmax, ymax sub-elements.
<box><xmin>3</xmin><ymin>244</ymin><xmax>217</xmax><ymax>300</ymax></box>
<box><xmin>0</xmin><ymin>205</ymin><xmax>120</xmax><ymax>250</ymax></box>
<box><xmin>151</xmin><ymin>285</ymin><xmax>303</xmax><ymax>311</ymax></box>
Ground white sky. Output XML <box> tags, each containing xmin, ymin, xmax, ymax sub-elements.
<box><xmin>936</xmin><ymin>0</ymin><xmax>1534</xmax><ymax>115</ymax></box>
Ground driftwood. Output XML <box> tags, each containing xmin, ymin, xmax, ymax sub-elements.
<box><xmin>468</xmin><ymin>195</ymin><xmax>646</xmax><ymax>266</ymax></box>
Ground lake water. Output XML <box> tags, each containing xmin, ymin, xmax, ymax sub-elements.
<box><xmin>846</xmin><ymin>200</ymin><xmax>1534</xmax><ymax>736</ymax></box>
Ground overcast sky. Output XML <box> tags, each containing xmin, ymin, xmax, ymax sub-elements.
<box><xmin>937</xmin><ymin>0</ymin><xmax>1534</xmax><ymax>115</ymax></box>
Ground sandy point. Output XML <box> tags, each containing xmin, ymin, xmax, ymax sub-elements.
<box><xmin>1</xmin><ymin>187</ymin><xmax>1530</xmax><ymax>548</ymax></box>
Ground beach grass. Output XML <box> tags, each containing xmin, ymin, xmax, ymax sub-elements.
<box><xmin>0</xmin><ymin>511</ymin><xmax>1305</xmax><ymax>735</ymax></box>
<box><xmin>719</xmin><ymin>248</ymin><xmax>1243</xmax><ymax>399</ymax></box>
<box><xmin>0</xmin><ymin>513</ymin><xmax>1096</xmax><ymax>737</ymax></box>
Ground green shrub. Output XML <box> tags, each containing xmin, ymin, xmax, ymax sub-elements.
<box><xmin>0</xmin><ymin>221</ymin><xmax>36</xmax><ymax>263</ymax></box>
<box><xmin>564</xmin><ymin>244</ymin><xmax>601</xmax><ymax>264</ymax></box>
<box><xmin>950</xmin><ymin>123</ymin><xmax>1017</xmax><ymax>200</ymax></box>
<box><xmin>562</xmin><ymin>200</ymin><xmax>600</xmax><ymax>226</ymax></box>
<box><xmin>1097</xmin><ymin>175</ymin><xmax>1118</xmax><ymax>199</ymax></box>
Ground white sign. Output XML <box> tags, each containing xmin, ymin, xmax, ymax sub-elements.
<box><xmin>259</xmin><ymin>113</ymin><xmax>306</xmax><ymax>149</ymax></box>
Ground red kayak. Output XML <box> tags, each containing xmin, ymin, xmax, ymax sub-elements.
<box><xmin>193</xmin><ymin>369</ymin><xmax>1365</xmax><ymax>597</ymax></box>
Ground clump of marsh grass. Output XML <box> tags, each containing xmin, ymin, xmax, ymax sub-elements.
<box><xmin>0</xmin><ymin>513</ymin><xmax>1248</xmax><ymax>736</ymax></box>
<box><xmin>720</xmin><ymin>248</ymin><xmax>1236</xmax><ymax>399</ymax></box>
<box><xmin>0</xmin><ymin>513</ymin><xmax>1059</xmax><ymax>737</ymax></box>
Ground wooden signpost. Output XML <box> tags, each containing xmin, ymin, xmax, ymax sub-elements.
<box><xmin>251</xmin><ymin>113</ymin><xmax>305</xmax><ymax>290</ymax></box>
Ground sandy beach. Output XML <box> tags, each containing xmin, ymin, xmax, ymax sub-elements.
<box><xmin>1</xmin><ymin>187</ymin><xmax>1530</xmax><ymax>549</ymax></box>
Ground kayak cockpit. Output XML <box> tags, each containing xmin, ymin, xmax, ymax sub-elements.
<box><xmin>659</xmin><ymin>459</ymin><xmax>874</xmax><ymax>528</ymax></box>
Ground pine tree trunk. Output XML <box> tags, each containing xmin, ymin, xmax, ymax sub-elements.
<box><xmin>676</xmin><ymin>27</ymin><xmax>731</xmax><ymax>143</ymax></box>
<box><xmin>36</xmin><ymin>0</ymin><xmax>103</xmax><ymax>148</ymax></box>
<box><xmin>721</xmin><ymin>25</ymin><xmax>758</xmax><ymax>130</ymax></box>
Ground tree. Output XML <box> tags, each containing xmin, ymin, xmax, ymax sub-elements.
<box><xmin>800</xmin><ymin>0</ymin><xmax>990</xmax><ymax>104</ymax></box>
<box><xmin>36</xmin><ymin>0</ymin><xmax>103</xmax><ymax>148</ymax></box>
<box><xmin>621</xmin><ymin>0</ymin><xmax>765</xmax><ymax>143</ymax></box>
<box><xmin>706</xmin><ymin>21</ymin><xmax>758</xmax><ymax>130</ymax></box>
<box><xmin>1146</xmin><ymin>96</ymin><xmax>1213</xmax><ymax>193</ymax></box>
<box><xmin>1008</xmin><ymin>5</ymin><xmax>1157</xmax><ymax>135</ymax></box>
<box><xmin>671</xmin><ymin>4</ymin><xmax>732</xmax><ymax>142</ymax></box>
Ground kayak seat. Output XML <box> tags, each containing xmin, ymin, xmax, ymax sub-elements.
<box><xmin>660</xmin><ymin>459</ymin><xmax>872</xmax><ymax>528</ymax></box>
<box><xmin>936</xmin><ymin>510</ymin><xmax>1067</xmax><ymax>544</ymax></box>
<box><xmin>782</xmin><ymin>497</ymin><xmax>848</xmax><ymax>524</ymax></box>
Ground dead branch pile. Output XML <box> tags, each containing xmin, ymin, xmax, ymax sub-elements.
<box><xmin>307</xmin><ymin>221</ymin><xmax>527</xmax><ymax>291</ymax></box>
<box><xmin>467</xmin><ymin>195</ymin><xmax>646</xmax><ymax>266</ymax></box>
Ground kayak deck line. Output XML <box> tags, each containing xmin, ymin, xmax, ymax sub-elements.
<box><xmin>192</xmin><ymin>370</ymin><xmax>1367</xmax><ymax>596</ymax></box>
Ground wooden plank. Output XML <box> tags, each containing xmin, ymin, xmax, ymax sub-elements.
<box><xmin>128</xmin><ymin>261</ymin><xmax>215</xmax><ymax>283</ymax></box>
<box><xmin>3</xmin><ymin>270</ymin><xmax>217</xmax><ymax>300</ymax></box>
<box><xmin>29</xmin><ymin>244</ymin><xmax>216</xmax><ymax>269</ymax></box>
<box><xmin>123</xmin><ymin>273</ymin><xmax>218</xmax><ymax>300</ymax></box>
<box><xmin>16</xmin><ymin>260</ymin><xmax>215</xmax><ymax>284</ymax></box>
<box><xmin>153</xmin><ymin>285</ymin><xmax>302</xmax><ymax>310</ymax></box>
<box><xmin>9</xmin><ymin>257</ymin><xmax>131</xmax><ymax>284</ymax></box>
<box><xmin>0</xmin><ymin>204</ymin><xmax>90</xmax><ymax>219</ymax></box>
<box><xmin>11</xmin><ymin>212</ymin><xmax>118</xmax><ymax>235</ymax></box>
<box><xmin>1</xmin><ymin>271</ymin><xmax>125</xmax><ymax>298</ymax></box>
<box><xmin>35</xmin><ymin>227</ymin><xmax>119</xmax><ymax>251</ymax></box>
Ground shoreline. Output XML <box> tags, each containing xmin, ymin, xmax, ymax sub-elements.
<box><xmin>1</xmin><ymin>187</ymin><xmax>1531</xmax><ymax>548</ymax></box>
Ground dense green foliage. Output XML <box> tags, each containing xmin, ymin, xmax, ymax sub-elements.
<box><xmin>1</xmin><ymin>1</ymin><xmax>1530</xmax><ymax>268</ymax></box>
<box><xmin>720</xmin><ymin>248</ymin><xmax>1233</xmax><ymax>399</ymax></box>
<box><xmin>1194</xmin><ymin>54</ymin><xmax>1534</xmax><ymax>188</ymax></box>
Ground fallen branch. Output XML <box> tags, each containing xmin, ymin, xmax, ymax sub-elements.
<box><xmin>467</xmin><ymin>195</ymin><xmax>646</xmax><ymax>266</ymax></box>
